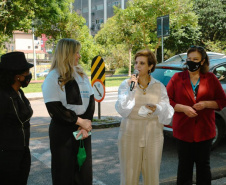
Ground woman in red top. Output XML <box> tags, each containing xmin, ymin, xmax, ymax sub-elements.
<box><xmin>166</xmin><ymin>46</ymin><xmax>226</xmax><ymax>185</ymax></box>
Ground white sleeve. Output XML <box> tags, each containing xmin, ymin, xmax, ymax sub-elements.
<box><xmin>42</xmin><ymin>75</ymin><xmax>61</xmax><ymax>103</ymax></box>
<box><xmin>115</xmin><ymin>79</ymin><xmax>136</xmax><ymax>118</ymax></box>
<box><xmin>152</xmin><ymin>83</ymin><xmax>174</xmax><ymax>125</ymax></box>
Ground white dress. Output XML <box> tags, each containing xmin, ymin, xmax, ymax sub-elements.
<box><xmin>115</xmin><ymin>76</ymin><xmax>174</xmax><ymax>185</ymax></box>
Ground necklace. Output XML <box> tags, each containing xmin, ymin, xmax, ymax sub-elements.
<box><xmin>190</xmin><ymin>77</ymin><xmax>200</xmax><ymax>99</ymax></box>
<box><xmin>138</xmin><ymin>76</ymin><xmax>151</xmax><ymax>95</ymax></box>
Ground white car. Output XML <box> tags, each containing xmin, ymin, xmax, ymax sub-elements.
<box><xmin>164</xmin><ymin>52</ymin><xmax>226</xmax><ymax>63</ymax></box>
<box><xmin>36</xmin><ymin>69</ymin><xmax>50</xmax><ymax>78</ymax></box>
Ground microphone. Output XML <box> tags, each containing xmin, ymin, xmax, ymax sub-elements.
<box><xmin>130</xmin><ymin>70</ymin><xmax>139</xmax><ymax>91</ymax></box>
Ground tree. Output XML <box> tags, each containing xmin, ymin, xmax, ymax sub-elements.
<box><xmin>0</xmin><ymin>0</ymin><xmax>98</xmax><ymax>65</ymax></box>
<box><xmin>94</xmin><ymin>16</ymin><xmax>131</xmax><ymax>70</ymax></box>
<box><xmin>0</xmin><ymin>0</ymin><xmax>74</xmax><ymax>39</ymax></box>
<box><xmin>0</xmin><ymin>0</ymin><xmax>73</xmax><ymax>53</ymax></box>
<box><xmin>0</xmin><ymin>0</ymin><xmax>34</xmax><ymax>35</ymax></box>
<box><xmin>164</xmin><ymin>24</ymin><xmax>201</xmax><ymax>54</ymax></box>
<box><xmin>63</xmin><ymin>12</ymin><xmax>99</xmax><ymax>66</ymax></box>
<box><xmin>95</xmin><ymin>0</ymin><xmax>199</xmax><ymax>75</ymax></box>
<box><xmin>0</xmin><ymin>0</ymin><xmax>34</xmax><ymax>54</ymax></box>
<box><xmin>193</xmin><ymin>0</ymin><xmax>226</xmax><ymax>42</ymax></box>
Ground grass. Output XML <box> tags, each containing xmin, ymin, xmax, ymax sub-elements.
<box><xmin>114</xmin><ymin>67</ymin><xmax>129</xmax><ymax>75</ymax></box>
<box><xmin>105</xmin><ymin>76</ymin><xmax>128</xmax><ymax>87</ymax></box>
<box><xmin>23</xmin><ymin>83</ymin><xmax>43</xmax><ymax>93</ymax></box>
<box><xmin>93</xmin><ymin>117</ymin><xmax>116</xmax><ymax>123</ymax></box>
<box><xmin>23</xmin><ymin>75</ymin><xmax>129</xmax><ymax>93</ymax></box>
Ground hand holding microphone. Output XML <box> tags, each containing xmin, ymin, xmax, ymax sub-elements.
<box><xmin>130</xmin><ymin>70</ymin><xmax>139</xmax><ymax>91</ymax></box>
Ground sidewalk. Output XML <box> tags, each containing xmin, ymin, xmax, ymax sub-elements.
<box><xmin>25</xmin><ymin>86</ymin><xmax>119</xmax><ymax>100</ymax></box>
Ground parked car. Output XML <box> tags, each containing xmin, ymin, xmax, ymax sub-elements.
<box><xmin>152</xmin><ymin>55</ymin><xmax>226</xmax><ymax>149</ymax></box>
<box><xmin>36</xmin><ymin>69</ymin><xmax>50</xmax><ymax>78</ymax></box>
<box><xmin>164</xmin><ymin>52</ymin><xmax>226</xmax><ymax>63</ymax></box>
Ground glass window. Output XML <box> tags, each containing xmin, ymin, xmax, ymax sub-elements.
<box><xmin>213</xmin><ymin>64</ymin><xmax>226</xmax><ymax>84</ymax></box>
<box><xmin>151</xmin><ymin>68</ymin><xmax>182</xmax><ymax>86</ymax></box>
<box><xmin>83</xmin><ymin>7</ymin><xmax>88</xmax><ymax>13</ymax></box>
<box><xmin>165</xmin><ymin>54</ymin><xmax>187</xmax><ymax>63</ymax></box>
<box><xmin>96</xmin><ymin>4</ymin><xmax>104</xmax><ymax>10</ymax></box>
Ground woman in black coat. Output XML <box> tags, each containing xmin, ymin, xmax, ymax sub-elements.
<box><xmin>0</xmin><ymin>52</ymin><xmax>33</xmax><ymax>185</ymax></box>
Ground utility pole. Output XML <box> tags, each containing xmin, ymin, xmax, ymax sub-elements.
<box><xmin>32</xmin><ymin>27</ymin><xmax>37</xmax><ymax>80</ymax></box>
<box><xmin>104</xmin><ymin>0</ymin><xmax>107</xmax><ymax>23</ymax></box>
<box><xmin>88</xmin><ymin>0</ymin><xmax>91</xmax><ymax>32</ymax></box>
<box><xmin>121</xmin><ymin>0</ymin><xmax>125</xmax><ymax>9</ymax></box>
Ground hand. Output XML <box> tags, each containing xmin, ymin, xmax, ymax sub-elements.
<box><xmin>76</xmin><ymin>127</ymin><xmax>89</xmax><ymax>140</ymax></box>
<box><xmin>183</xmin><ymin>105</ymin><xmax>198</xmax><ymax>118</ymax></box>
<box><xmin>219</xmin><ymin>75</ymin><xmax>225</xmax><ymax>81</ymax></box>
<box><xmin>76</xmin><ymin>117</ymin><xmax>92</xmax><ymax>132</ymax></box>
<box><xmin>145</xmin><ymin>104</ymin><xmax>156</xmax><ymax>113</ymax></box>
<box><xmin>128</xmin><ymin>74</ymin><xmax>139</xmax><ymax>88</ymax></box>
<box><xmin>193</xmin><ymin>101</ymin><xmax>206</xmax><ymax>111</ymax></box>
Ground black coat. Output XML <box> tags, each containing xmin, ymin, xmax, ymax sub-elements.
<box><xmin>0</xmin><ymin>87</ymin><xmax>33</xmax><ymax>171</ymax></box>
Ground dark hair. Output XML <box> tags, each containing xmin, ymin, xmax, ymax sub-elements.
<box><xmin>135</xmin><ymin>49</ymin><xmax>157</xmax><ymax>73</ymax></box>
<box><xmin>186</xmin><ymin>46</ymin><xmax>209</xmax><ymax>73</ymax></box>
<box><xmin>0</xmin><ymin>69</ymin><xmax>28</xmax><ymax>88</ymax></box>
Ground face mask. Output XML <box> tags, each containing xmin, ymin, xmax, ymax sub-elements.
<box><xmin>186</xmin><ymin>60</ymin><xmax>202</xmax><ymax>72</ymax></box>
<box><xmin>20</xmin><ymin>73</ymin><xmax>32</xmax><ymax>88</ymax></box>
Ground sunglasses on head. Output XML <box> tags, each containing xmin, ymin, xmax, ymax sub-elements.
<box><xmin>190</xmin><ymin>45</ymin><xmax>205</xmax><ymax>51</ymax></box>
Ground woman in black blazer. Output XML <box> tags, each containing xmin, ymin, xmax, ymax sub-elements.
<box><xmin>0</xmin><ymin>52</ymin><xmax>33</xmax><ymax>185</ymax></box>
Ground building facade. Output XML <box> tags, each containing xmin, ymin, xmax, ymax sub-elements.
<box><xmin>5</xmin><ymin>31</ymin><xmax>52</xmax><ymax>63</ymax></box>
<box><xmin>73</xmin><ymin>0</ymin><xmax>129</xmax><ymax>35</ymax></box>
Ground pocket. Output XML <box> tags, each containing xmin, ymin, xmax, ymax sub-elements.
<box><xmin>0</xmin><ymin>149</ymin><xmax>25</xmax><ymax>172</ymax></box>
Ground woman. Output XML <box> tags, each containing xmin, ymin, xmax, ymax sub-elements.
<box><xmin>115</xmin><ymin>49</ymin><xmax>174</xmax><ymax>185</ymax></box>
<box><xmin>42</xmin><ymin>38</ymin><xmax>94</xmax><ymax>185</ymax></box>
<box><xmin>0</xmin><ymin>52</ymin><xmax>33</xmax><ymax>185</ymax></box>
<box><xmin>166</xmin><ymin>46</ymin><xmax>226</xmax><ymax>185</ymax></box>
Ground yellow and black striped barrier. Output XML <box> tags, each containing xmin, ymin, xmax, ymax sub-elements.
<box><xmin>91</xmin><ymin>56</ymin><xmax>105</xmax><ymax>85</ymax></box>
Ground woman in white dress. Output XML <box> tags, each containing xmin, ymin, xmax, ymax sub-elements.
<box><xmin>42</xmin><ymin>38</ymin><xmax>94</xmax><ymax>185</ymax></box>
<box><xmin>115</xmin><ymin>49</ymin><xmax>174</xmax><ymax>185</ymax></box>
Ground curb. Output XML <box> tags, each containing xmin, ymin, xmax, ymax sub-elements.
<box><xmin>92</xmin><ymin>121</ymin><xmax>120</xmax><ymax>129</ymax></box>
<box><xmin>26</xmin><ymin>86</ymin><xmax>119</xmax><ymax>101</ymax></box>
<box><xmin>27</xmin><ymin>97</ymin><xmax>43</xmax><ymax>101</ymax></box>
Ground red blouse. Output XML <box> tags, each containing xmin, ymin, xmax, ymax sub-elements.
<box><xmin>166</xmin><ymin>70</ymin><xmax>226</xmax><ymax>142</ymax></box>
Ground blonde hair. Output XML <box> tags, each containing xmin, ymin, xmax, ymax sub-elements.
<box><xmin>50</xmin><ymin>38</ymin><xmax>86</xmax><ymax>90</ymax></box>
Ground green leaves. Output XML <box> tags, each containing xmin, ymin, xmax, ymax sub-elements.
<box><xmin>0</xmin><ymin>0</ymin><xmax>99</xmax><ymax>63</ymax></box>
<box><xmin>193</xmin><ymin>0</ymin><xmax>226</xmax><ymax>42</ymax></box>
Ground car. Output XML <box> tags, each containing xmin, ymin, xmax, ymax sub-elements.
<box><xmin>36</xmin><ymin>69</ymin><xmax>50</xmax><ymax>78</ymax></box>
<box><xmin>152</xmin><ymin>54</ymin><xmax>226</xmax><ymax>149</ymax></box>
<box><xmin>164</xmin><ymin>52</ymin><xmax>226</xmax><ymax>63</ymax></box>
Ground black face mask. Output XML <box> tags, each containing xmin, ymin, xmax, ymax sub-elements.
<box><xmin>186</xmin><ymin>60</ymin><xmax>202</xmax><ymax>72</ymax></box>
<box><xmin>20</xmin><ymin>73</ymin><xmax>32</xmax><ymax>88</ymax></box>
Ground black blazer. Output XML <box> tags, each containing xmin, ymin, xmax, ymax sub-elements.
<box><xmin>0</xmin><ymin>87</ymin><xmax>33</xmax><ymax>150</ymax></box>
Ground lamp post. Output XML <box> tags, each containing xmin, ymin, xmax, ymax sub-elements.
<box><xmin>32</xmin><ymin>27</ymin><xmax>37</xmax><ymax>80</ymax></box>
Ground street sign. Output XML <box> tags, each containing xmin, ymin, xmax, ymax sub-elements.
<box><xmin>157</xmin><ymin>14</ymin><xmax>170</xmax><ymax>38</ymax></box>
<box><xmin>91</xmin><ymin>56</ymin><xmax>105</xmax><ymax>85</ymax></box>
<box><xmin>92</xmin><ymin>79</ymin><xmax>105</xmax><ymax>102</ymax></box>
<box><xmin>91</xmin><ymin>56</ymin><xmax>106</xmax><ymax>119</ymax></box>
